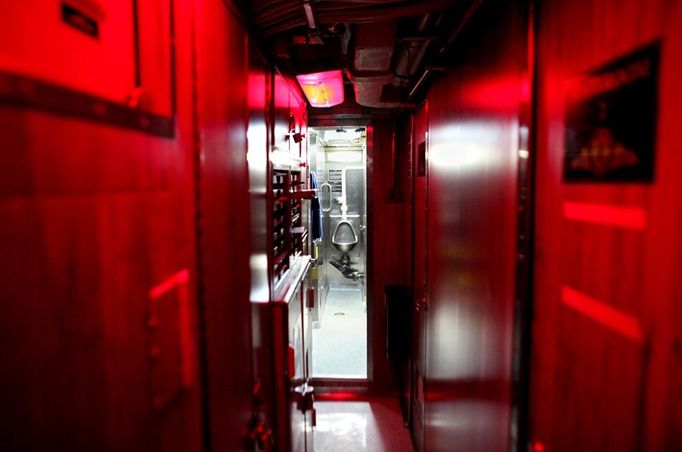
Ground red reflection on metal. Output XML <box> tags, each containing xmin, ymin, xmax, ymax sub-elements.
<box><xmin>315</xmin><ymin>392</ymin><xmax>366</xmax><ymax>402</ymax></box>
<box><xmin>563</xmin><ymin>202</ymin><xmax>648</xmax><ymax>230</ymax></box>
<box><xmin>248</xmin><ymin>73</ymin><xmax>267</xmax><ymax>109</ymax></box>
<box><xmin>149</xmin><ymin>268</ymin><xmax>190</xmax><ymax>299</ymax></box>
<box><xmin>561</xmin><ymin>286</ymin><xmax>643</xmax><ymax>342</ymax></box>
<box><xmin>530</xmin><ymin>440</ymin><xmax>546</xmax><ymax>452</ymax></box>
<box><xmin>295</xmin><ymin>70</ymin><xmax>344</xmax><ymax>107</ymax></box>
<box><xmin>458</xmin><ymin>76</ymin><xmax>522</xmax><ymax>110</ymax></box>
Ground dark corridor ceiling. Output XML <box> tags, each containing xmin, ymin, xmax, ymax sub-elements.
<box><xmin>243</xmin><ymin>0</ymin><xmax>482</xmax><ymax>110</ymax></box>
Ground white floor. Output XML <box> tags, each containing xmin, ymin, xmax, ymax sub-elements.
<box><xmin>312</xmin><ymin>286</ymin><xmax>367</xmax><ymax>378</ymax></box>
<box><xmin>314</xmin><ymin>399</ymin><xmax>414</xmax><ymax>452</ymax></box>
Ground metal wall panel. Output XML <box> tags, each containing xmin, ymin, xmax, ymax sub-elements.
<box><xmin>421</xmin><ymin>0</ymin><xmax>527</xmax><ymax>450</ymax></box>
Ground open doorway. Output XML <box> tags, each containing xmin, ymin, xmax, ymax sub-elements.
<box><xmin>309</xmin><ymin>126</ymin><xmax>368</xmax><ymax>379</ymax></box>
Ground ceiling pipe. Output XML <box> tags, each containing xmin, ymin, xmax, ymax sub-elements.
<box><xmin>438</xmin><ymin>0</ymin><xmax>483</xmax><ymax>56</ymax></box>
<box><xmin>261</xmin><ymin>0</ymin><xmax>465</xmax><ymax>34</ymax></box>
<box><xmin>338</xmin><ymin>23</ymin><xmax>351</xmax><ymax>56</ymax></box>
<box><xmin>302</xmin><ymin>0</ymin><xmax>317</xmax><ymax>31</ymax></box>
<box><xmin>394</xmin><ymin>13</ymin><xmax>432</xmax><ymax>80</ymax></box>
<box><xmin>408</xmin><ymin>65</ymin><xmax>449</xmax><ymax>98</ymax></box>
<box><xmin>408</xmin><ymin>68</ymin><xmax>432</xmax><ymax>99</ymax></box>
<box><xmin>407</xmin><ymin>13</ymin><xmax>442</xmax><ymax>75</ymax></box>
<box><xmin>408</xmin><ymin>0</ymin><xmax>483</xmax><ymax>99</ymax></box>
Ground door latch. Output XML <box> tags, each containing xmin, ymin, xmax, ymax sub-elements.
<box><xmin>294</xmin><ymin>383</ymin><xmax>315</xmax><ymax>412</ymax></box>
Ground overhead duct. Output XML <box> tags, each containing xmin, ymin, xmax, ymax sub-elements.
<box><xmin>352</xmin><ymin>22</ymin><xmax>395</xmax><ymax>72</ymax></box>
<box><xmin>349</xmin><ymin>21</ymin><xmax>403</xmax><ymax>108</ymax></box>
<box><xmin>394</xmin><ymin>13</ymin><xmax>439</xmax><ymax>81</ymax></box>
<box><xmin>347</xmin><ymin>72</ymin><xmax>399</xmax><ymax>108</ymax></box>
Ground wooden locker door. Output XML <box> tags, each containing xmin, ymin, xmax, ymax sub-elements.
<box><xmin>530</xmin><ymin>0</ymin><xmax>682</xmax><ymax>450</ymax></box>
<box><xmin>195</xmin><ymin>0</ymin><xmax>255</xmax><ymax>450</ymax></box>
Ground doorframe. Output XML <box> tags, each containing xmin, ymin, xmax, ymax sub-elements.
<box><xmin>307</xmin><ymin>121</ymin><xmax>373</xmax><ymax>387</ymax></box>
<box><xmin>510</xmin><ymin>0</ymin><xmax>538</xmax><ymax>450</ymax></box>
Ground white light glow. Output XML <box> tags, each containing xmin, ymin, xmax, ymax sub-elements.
<box><xmin>326</xmin><ymin>150</ymin><xmax>363</xmax><ymax>163</ymax></box>
<box><xmin>323</xmin><ymin>129</ymin><xmax>362</xmax><ymax>142</ymax></box>
<box><xmin>429</xmin><ymin>143</ymin><xmax>486</xmax><ymax>170</ymax></box>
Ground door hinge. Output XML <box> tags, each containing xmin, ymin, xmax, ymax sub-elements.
<box><xmin>244</xmin><ymin>380</ymin><xmax>274</xmax><ymax>451</ymax></box>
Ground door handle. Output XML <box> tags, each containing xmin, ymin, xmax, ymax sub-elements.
<box><xmin>294</xmin><ymin>383</ymin><xmax>315</xmax><ymax>412</ymax></box>
<box><xmin>319</xmin><ymin>183</ymin><xmax>332</xmax><ymax>212</ymax></box>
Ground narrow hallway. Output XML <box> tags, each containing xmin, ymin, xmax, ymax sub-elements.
<box><xmin>2</xmin><ymin>0</ymin><xmax>682</xmax><ymax>450</ymax></box>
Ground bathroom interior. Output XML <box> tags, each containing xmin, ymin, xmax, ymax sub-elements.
<box><xmin>309</xmin><ymin>126</ymin><xmax>367</xmax><ymax>379</ymax></box>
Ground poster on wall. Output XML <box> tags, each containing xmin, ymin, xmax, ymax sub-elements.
<box><xmin>563</xmin><ymin>43</ymin><xmax>660</xmax><ymax>182</ymax></box>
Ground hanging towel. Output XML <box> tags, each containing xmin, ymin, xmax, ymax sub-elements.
<box><xmin>310</xmin><ymin>172</ymin><xmax>323</xmax><ymax>241</ymax></box>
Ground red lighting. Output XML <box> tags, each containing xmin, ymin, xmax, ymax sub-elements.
<box><xmin>295</xmin><ymin>70</ymin><xmax>344</xmax><ymax>108</ymax></box>
<box><xmin>315</xmin><ymin>392</ymin><xmax>368</xmax><ymax>402</ymax></box>
<box><xmin>149</xmin><ymin>268</ymin><xmax>190</xmax><ymax>300</ymax></box>
<box><xmin>148</xmin><ymin>268</ymin><xmax>195</xmax><ymax>387</ymax></box>
<box><xmin>563</xmin><ymin>202</ymin><xmax>647</xmax><ymax>230</ymax></box>
<box><xmin>561</xmin><ymin>286</ymin><xmax>643</xmax><ymax>342</ymax></box>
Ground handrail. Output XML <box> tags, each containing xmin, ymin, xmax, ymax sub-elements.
<box><xmin>319</xmin><ymin>182</ymin><xmax>333</xmax><ymax>212</ymax></box>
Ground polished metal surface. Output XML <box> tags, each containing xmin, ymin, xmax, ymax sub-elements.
<box><xmin>320</xmin><ymin>182</ymin><xmax>333</xmax><ymax>212</ymax></box>
<box><xmin>247</xmin><ymin>51</ymin><xmax>270</xmax><ymax>303</ymax></box>
<box><xmin>332</xmin><ymin>220</ymin><xmax>358</xmax><ymax>252</ymax></box>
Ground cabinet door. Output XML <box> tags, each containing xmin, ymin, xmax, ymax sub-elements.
<box><xmin>290</xmin><ymin>272</ymin><xmax>316</xmax><ymax>452</ymax></box>
<box><xmin>302</xmin><ymin>274</ymin><xmax>316</xmax><ymax>452</ymax></box>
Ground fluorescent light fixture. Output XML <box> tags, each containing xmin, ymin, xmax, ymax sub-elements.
<box><xmin>326</xmin><ymin>151</ymin><xmax>363</xmax><ymax>163</ymax></box>
<box><xmin>302</xmin><ymin>2</ymin><xmax>316</xmax><ymax>29</ymax></box>
<box><xmin>296</xmin><ymin>70</ymin><xmax>344</xmax><ymax>108</ymax></box>
<box><xmin>324</xmin><ymin>129</ymin><xmax>361</xmax><ymax>142</ymax></box>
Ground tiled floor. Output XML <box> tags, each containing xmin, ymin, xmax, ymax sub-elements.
<box><xmin>312</xmin><ymin>286</ymin><xmax>367</xmax><ymax>378</ymax></box>
<box><xmin>314</xmin><ymin>399</ymin><xmax>414</xmax><ymax>452</ymax></box>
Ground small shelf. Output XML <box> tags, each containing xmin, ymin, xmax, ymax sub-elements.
<box><xmin>270</xmin><ymin>165</ymin><xmax>309</xmax><ymax>287</ymax></box>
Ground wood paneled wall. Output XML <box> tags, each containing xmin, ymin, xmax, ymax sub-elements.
<box><xmin>194</xmin><ymin>0</ymin><xmax>256</xmax><ymax>450</ymax></box>
<box><xmin>0</xmin><ymin>0</ymin><xmax>258</xmax><ymax>450</ymax></box>
<box><xmin>0</xmin><ymin>15</ymin><xmax>201</xmax><ymax>452</ymax></box>
<box><xmin>367</xmin><ymin>120</ymin><xmax>412</xmax><ymax>390</ymax></box>
<box><xmin>531</xmin><ymin>0</ymin><xmax>682</xmax><ymax>450</ymax></box>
